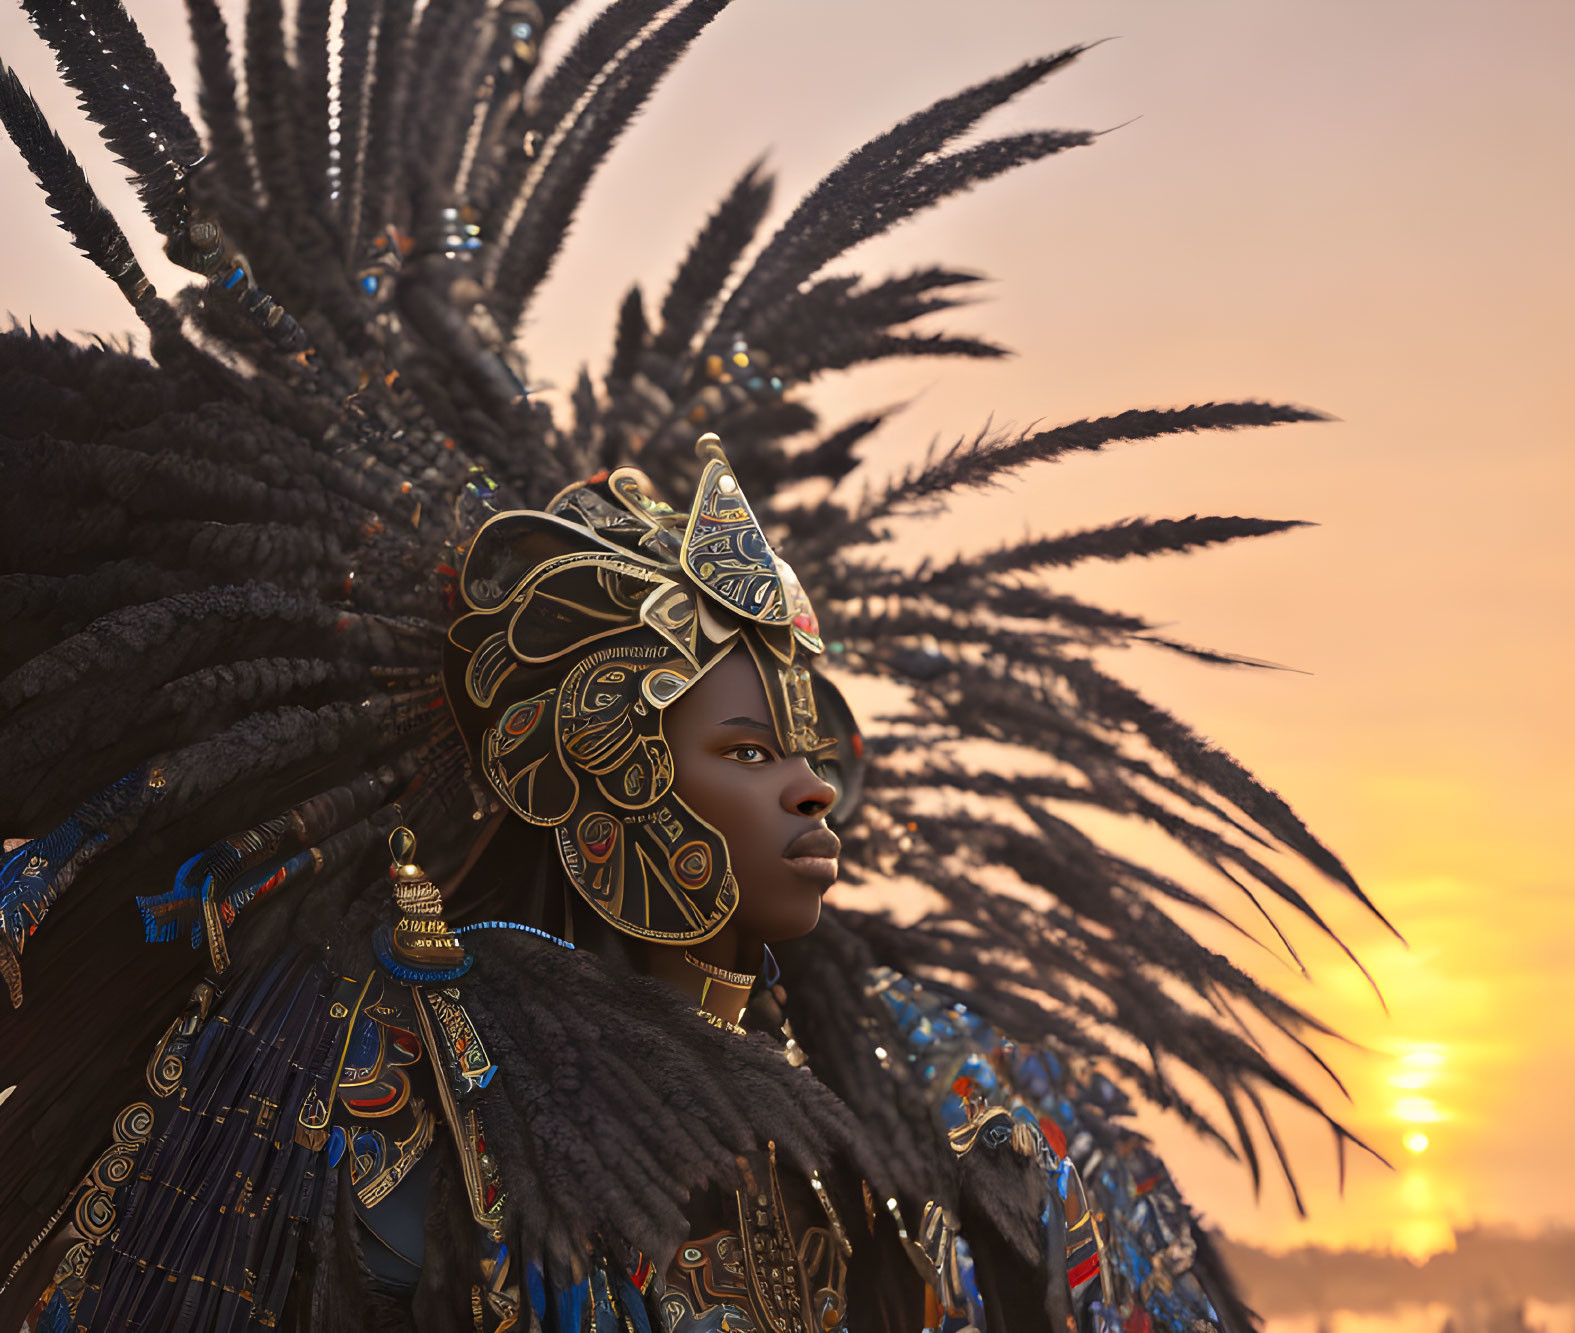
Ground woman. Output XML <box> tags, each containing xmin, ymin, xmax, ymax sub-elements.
<box><xmin>0</xmin><ymin>2</ymin><xmax>1385</xmax><ymax>1329</ymax></box>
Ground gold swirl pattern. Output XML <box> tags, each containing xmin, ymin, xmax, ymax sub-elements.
<box><xmin>71</xmin><ymin>1100</ymin><xmax>154</xmax><ymax>1241</ymax></box>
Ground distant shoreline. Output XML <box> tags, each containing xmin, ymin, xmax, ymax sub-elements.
<box><xmin>1219</xmin><ymin>1227</ymin><xmax>1575</xmax><ymax>1317</ymax></box>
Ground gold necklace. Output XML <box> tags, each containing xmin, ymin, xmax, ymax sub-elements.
<box><xmin>682</xmin><ymin>950</ymin><xmax>757</xmax><ymax>987</ymax></box>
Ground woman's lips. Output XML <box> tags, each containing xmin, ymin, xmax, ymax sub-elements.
<box><xmin>783</xmin><ymin>826</ymin><xmax>840</xmax><ymax>887</ymax></box>
<box><xmin>784</xmin><ymin>854</ymin><xmax>839</xmax><ymax>886</ymax></box>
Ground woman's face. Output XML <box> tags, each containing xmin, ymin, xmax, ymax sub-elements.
<box><xmin>663</xmin><ymin>648</ymin><xmax>840</xmax><ymax>946</ymax></box>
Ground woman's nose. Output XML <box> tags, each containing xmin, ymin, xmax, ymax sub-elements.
<box><xmin>781</xmin><ymin>757</ymin><xmax>836</xmax><ymax>817</ymax></box>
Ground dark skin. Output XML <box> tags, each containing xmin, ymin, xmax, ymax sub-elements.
<box><xmin>644</xmin><ymin>647</ymin><xmax>839</xmax><ymax>1013</ymax></box>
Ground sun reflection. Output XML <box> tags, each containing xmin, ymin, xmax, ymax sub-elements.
<box><xmin>1383</xmin><ymin>1043</ymin><xmax>1455</xmax><ymax>1252</ymax></box>
<box><xmin>1399</xmin><ymin>1168</ymin><xmax>1435</xmax><ymax>1210</ymax></box>
<box><xmin>1389</xmin><ymin>1043</ymin><xmax>1450</xmax><ymax>1130</ymax></box>
<box><xmin>1394</xmin><ymin>1214</ymin><xmax>1456</xmax><ymax>1260</ymax></box>
<box><xmin>1398</xmin><ymin>1045</ymin><xmax>1447</xmax><ymax>1070</ymax></box>
<box><xmin>1394</xmin><ymin>1095</ymin><xmax>1445</xmax><ymax>1124</ymax></box>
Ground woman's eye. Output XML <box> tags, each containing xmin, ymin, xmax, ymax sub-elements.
<box><xmin>726</xmin><ymin>744</ymin><xmax>771</xmax><ymax>764</ymax></box>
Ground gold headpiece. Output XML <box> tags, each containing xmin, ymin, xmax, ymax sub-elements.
<box><xmin>444</xmin><ymin>435</ymin><xmax>828</xmax><ymax>944</ymax></box>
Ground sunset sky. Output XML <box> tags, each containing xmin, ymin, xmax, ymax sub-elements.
<box><xmin>1</xmin><ymin>0</ymin><xmax>1570</xmax><ymax>1259</ymax></box>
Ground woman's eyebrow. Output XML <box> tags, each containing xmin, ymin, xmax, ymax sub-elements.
<box><xmin>717</xmin><ymin>716</ymin><xmax>773</xmax><ymax>732</ymax></box>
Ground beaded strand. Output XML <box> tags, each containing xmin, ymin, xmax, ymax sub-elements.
<box><xmin>454</xmin><ymin>920</ymin><xmax>575</xmax><ymax>949</ymax></box>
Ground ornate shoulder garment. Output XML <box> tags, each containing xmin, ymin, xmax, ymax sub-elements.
<box><xmin>869</xmin><ymin>969</ymin><xmax>1228</xmax><ymax>1333</ymax></box>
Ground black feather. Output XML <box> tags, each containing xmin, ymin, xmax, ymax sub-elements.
<box><xmin>928</xmin><ymin>515</ymin><xmax>1315</xmax><ymax>581</ymax></box>
<box><xmin>717</xmin><ymin>48</ymin><xmax>1086</xmax><ymax>333</ymax></box>
<box><xmin>292</xmin><ymin>0</ymin><xmax>334</xmax><ymax>216</ymax></box>
<box><xmin>335</xmin><ymin>0</ymin><xmax>382</xmax><ymax>244</ymax></box>
<box><xmin>358</xmin><ymin>0</ymin><xmax>418</xmax><ymax>247</ymax></box>
<box><xmin>21</xmin><ymin>0</ymin><xmax>202</xmax><ymax>234</ymax></box>
<box><xmin>0</xmin><ymin>63</ymin><xmax>158</xmax><ymax>315</ymax></box>
<box><xmin>856</xmin><ymin>403</ymin><xmax>1330</xmax><ymax>526</ymax></box>
<box><xmin>479</xmin><ymin>0</ymin><xmax>671</xmax><ymax>240</ymax></box>
<box><xmin>653</xmin><ymin>158</ymin><xmax>775</xmax><ymax>361</ymax></box>
<box><xmin>185</xmin><ymin>0</ymin><xmax>260</xmax><ymax>212</ymax></box>
<box><xmin>608</xmin><ymin>285</ymin><xmax>648</xmax><ymax>384</ymax></box>
<box><xmin>490</xmin><ymin>0</ymin><xmax>736</xmax><ymax>332</ymax></box>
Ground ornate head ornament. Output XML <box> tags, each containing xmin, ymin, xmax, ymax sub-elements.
<box><xmin>445</xmin><ymin>435</ymin><xmax>832</xmax><ymax>944</ymax></box>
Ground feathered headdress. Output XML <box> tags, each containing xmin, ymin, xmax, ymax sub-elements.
<box><xmin>0</xmin><ymin>0</ymin><xmax>1393</xmax><ymax>1268</ymax></box>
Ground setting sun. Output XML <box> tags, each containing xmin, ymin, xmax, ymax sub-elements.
<box><xmin>1404</xmin><ymin>1132</ymin><xmax>1430</xmax><ymax>1154</ymax></box>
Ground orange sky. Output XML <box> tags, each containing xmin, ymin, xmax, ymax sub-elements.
<box><xmin>2</xmin><ymin>0</ymin><xmax>1570</xmax><ymax>1259</ymax></box>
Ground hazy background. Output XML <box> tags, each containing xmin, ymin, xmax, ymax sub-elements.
<box><xmin>2</xmin><ymin>0</ymin><xmax>1571</xmax><ymax>1281</ymax></box>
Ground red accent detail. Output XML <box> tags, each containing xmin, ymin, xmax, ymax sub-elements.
<box><xmin>850</xmin><ymin>733</ymin><xmax>864</xmax><ymax>759</ymax></box>
<box><xmin>475</xmin><ymin>1133</ymin><xmax>486</xmax><ymax>1154</ymax></box>
<box><xmin>504</xmin><ymin>701</ymin><xmax>543</xmax><ymax>734</ymax></box>
<box><xmin>951</xmin><ymin>1075</ymin><xmax>975</xmax><ymax>1098</ymax></box>
<box><xmin>483</xmin><ymin>1182</ymin><xmax>499</xmax><ymax>1209</ymax></box>
<box><xmin>1039</xmin><ymin>1115</ymin><xmax>1068</xmax><ymax>1157</ymax></box>
<box><xmin>1068</xmin><ymin>1253</ymin><xmax>1102</xmax><ymax>1289</ymax></box>
<box><xmin>586</xmin><ymin>469</ymin><xmax>611</xmax><ymax>484</ymax></box>
<box><xmin>435</xmin><ymin>563</ymin><xmax>459</xmax><ymax>580</ymax></box>
<box><xmin>631</xmin><ymin>1255</ymin><xmax>655</xmax><ymax>1291</ymax></box>
<box><xmin>255</xmin><ymin>866</ymin><xmax>290</xmax><ymax>900</ymax></box>
<box><xmin>344</xmin><ymin>1081</ymin><xmax>402</xmax><ymax>1114</ymax></box>
<box><xmin>425</xmin><ymin>697</ymin><xmax>446</xmax><ymax>711</ymax></box>
<box><xmin>1125</xmin><ymin>1307</ymin><xmax>1153</xmax><ymax>1333</ymax></box>
<box><xmin>390</xmin><ymin>1028</ymin><xmax>421</xmax><ymax>1058</ymax></box>
<box><xmin>1134</xmin><ymin>1173</ymin><xmax>1161</xmax><ymax>1195</ymax></box>
<box><xmin>793</xmin><ymin>612</ymin><xmax>818</xmax><ymax>634</ymax></box>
